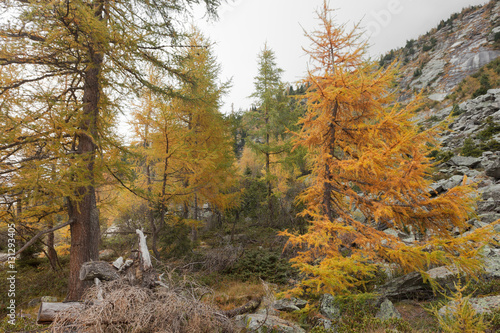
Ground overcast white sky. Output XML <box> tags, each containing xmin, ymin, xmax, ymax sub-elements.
<box><xmin>192</xmin><ymin>0</ymin><xmax>490</xmax><ymax>113</ymax></box>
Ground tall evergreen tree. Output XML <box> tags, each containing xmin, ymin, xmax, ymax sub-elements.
<box><xmin>246</xmin><ymin>44</ymin><xmax>293</xmax><ymax>224</ymax></box>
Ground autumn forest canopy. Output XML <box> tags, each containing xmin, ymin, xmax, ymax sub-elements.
<box><xmin>1</xmin><ymin>0</ymin><xmax>499</xmax><ymax>318</ymax></box>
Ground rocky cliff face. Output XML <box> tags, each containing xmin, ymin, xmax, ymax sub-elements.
<box><xmin>384</xmin><ymin>0</ymin><xmax>500</xmax><ymax>102</ymax></box>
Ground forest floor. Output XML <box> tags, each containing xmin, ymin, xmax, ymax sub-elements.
<box><xmin>2</xmin><ymin>221</ymin><xmax>500</xmax><ymax>332</ymax></box>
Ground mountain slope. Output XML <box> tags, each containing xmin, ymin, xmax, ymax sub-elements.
<box><xmin>380</xmin><ymin>0</ymin><xmax>500</xmax><ymax>102</ymax></box>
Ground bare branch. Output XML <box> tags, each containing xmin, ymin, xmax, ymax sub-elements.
<box><xmin>12</xmin><ymin>218</ymin><xmax>75</xmax><ymax>258</ymax></box>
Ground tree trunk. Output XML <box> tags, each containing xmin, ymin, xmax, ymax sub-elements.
<box><xmin>66</xmin><ymin>28</ymin><xmax>103</xmax><ymax>301</ymax></box>
<box><xmin>147</xmin><ymin>161</ymin><xmax>160</xmax><ymax>259</ymax></box>
<box><xmin>323</xmin><ymin>101</ymin><xmax>339</xmax><ymax>223</ymax></box>
<box><xmin>191</xmin><ymin>194</ymin><xmax>198</xmax><ymax>241</ymax></box>
<box><xmin>47</xmin><ymin>217</ymin><xmax>59</xmax><ymax>271</ymax></box>
<box><xmin>265</xmin><ymin>101</ymin><xmax>274</xmax><ymax>225</ymax></box>
<box><xmin>144</xmin><ymin>117</ymin><xmax>160</xmax><ymax>259</ymax></box>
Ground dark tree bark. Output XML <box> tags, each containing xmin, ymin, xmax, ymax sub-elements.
<box><xmin>323</xmin><ymin>101</ymin><xmax>338</xmax><ymax>223</ymax></box>
<box><xmin>66</xmin><ymin>28</ymin><xmax>103</xmax><ymax>300</ymax></box>
<box><xmin>47</xmin><ymin>219</ymin><xmax>59</xmax><ymax>271</ymax></box>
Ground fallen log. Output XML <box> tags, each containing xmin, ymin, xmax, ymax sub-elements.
<box><xmin>37</xmin><ymin>302</ymin><xmax>83</xmax><ymax>324</ymax></box>
<box><xmin>222</xmin><ymin>297</ymin><xmax>262</xmax><ymax>318</ymax></box>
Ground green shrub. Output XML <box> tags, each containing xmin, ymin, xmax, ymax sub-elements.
<box><xmin>428</xmin><ymin>149</ymin><xmax>454</xmax><ymax>163</ymax></box>
<box><xmin>158</xmin><ymin>218</ymin><xmax>193</xmax><ymax>259</ymax></box>
<box><xmin>226</xmin><ymin>249</ymin><xmax>295</xmax><ymax>284</ymax></box>
<box><xmin>477</xmin><ymin>117</ymin><xmax>500</xmax><ymax>141</ymax></box>
<box><xmin>482</xmin><ymin>139</ymin><xmax>500</xmax><ymax>152</ymax></box>
<box><xmin>461</xmin><ymin>138</ymin><xmax>483</xmax><ymax>157</ymax></box>
<box><xmin>451</xmin><ymin>104</ymin><xmax>465</xmax><ymax>116</ymax></box>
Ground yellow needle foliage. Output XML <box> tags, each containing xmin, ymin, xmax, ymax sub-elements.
<box><xmin>281</xmin><ymin>2</ymin><xmax>498</xmax><ymax>296</ymax></box>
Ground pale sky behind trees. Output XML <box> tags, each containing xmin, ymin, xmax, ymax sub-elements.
<box><xmin>192</xmin><ymin>0</ymin><xmax>490</xmax><ymax>112</ymax></box>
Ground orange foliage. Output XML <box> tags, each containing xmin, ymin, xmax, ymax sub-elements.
<box><xmin>281</xmin><ymin>2</ymin><xmax>496</xmax><ymax>296</ymax></box>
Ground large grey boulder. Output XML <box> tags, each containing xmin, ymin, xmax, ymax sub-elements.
<box><xmin>485</xmin><ymin>159</ymin><xmax>500</xmax><ymax>180</ymax></box>
<box><xmin>448</xmin><ymin>156</ymin><xmax>482</xmax><ymax>169</ymax></box>
<box><xmin>319</xmin><ymin>294</ymin><xmax>341</xmax><ymax>321</ymax></box>
<box><xmin>481</xmin><ymin>184</ymin><xmax>500</xmax><ymax>204</ymax></box>
<box><xmin>272</xmin><ymin>297</ymin><xmax>307</xmax><ymax>312</ymax></box>
<box><xmin>315</xmin><ymin>318</ymin><xmax>335</xmax><ymax>331</ymax></box>
<box><xmin>483</xmin><ymin>247</ymin><xmax>500</xmax><ymax>279</ymax></box>
<box><xmin>430</xmin><ymin>175</ymin><xmax>467</xmax><ymax>194</ymax></box>
<box><xmin>376</xmin><ymin>298</ymin><xmax>402</xmax><ymax>320</ymax></box>
<box><xmin>439</xmin><ymin>295</ymin><xmax>500</xmax><ymax>316</ymax></box>
<box><xmin>376</xmin><ymin>272</ymin><xmax>434</xmax><ymax>301</ymax></box>
<box><xmin>234</xmin><ymin>314</ymin><xmax>306</xmax><ymax>333</ymax></box>
<box><xmin>478</xmin><ymin>183</ymin><xmax>500</xmax><ymax>214</ymax></box>
<box><xmin>478</xmin><ymin>213</ymin><xmax>500</xmax><ymax>224</ymax></box>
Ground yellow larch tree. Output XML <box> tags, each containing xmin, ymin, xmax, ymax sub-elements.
<box><xmin>129</xmin><ymin>28</ymin><xmax>239</xmax><ymax>257</ymax></box>
<box><xmin>282</xmin><ymin>2</ymin><xmax>498</xmax><ymax>296</ymax></box>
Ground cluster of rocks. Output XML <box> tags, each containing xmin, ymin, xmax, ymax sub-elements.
<box><xmin>234</xmin><ymin>293</ymin><xmax>403</xmax><ymax>333</ymax></box>
<box><xmin>442</xmin><ymin>88</ymin><xmax>500</xmax><ymax>150</ymax></box>
<box><xmin>433</xmin><ymin>90</ymin><xmax>500</xmax><ymax>226</ymax></box>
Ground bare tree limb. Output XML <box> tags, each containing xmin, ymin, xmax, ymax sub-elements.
<box><xmin>12</xmin><ymin>218</ymin><xmax>75</xmax><ymax>258</ymax></box>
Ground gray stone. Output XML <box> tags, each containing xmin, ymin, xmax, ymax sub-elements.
<box><xmin>255</xmin><ymin>308</ymin><xmax>280</xmax><ymax>317</ymax></box>
<box><xmin>291</xmin><ymin>297</ymin><xmax>307</xmax><ymax>309</ymax></box>
<box><xmin>99</xmin><ymin>249</ymin><xmax>116</xmax><ymax>261</ymax></box>
<box><xmin>40</xmin><ymin>296</ymin><xmax>58</xmax><ymax>303</ymax></box>
<box><xmin>427</xmin><ymin>266</ymin><xmax>462</xmax><ymax>291</ymax></box>
<box><xmin>234</xmin><ymin>314</ymin><xmax>306</xmax><ymax>333</ymax></box>
<box><xmin>478</xmin><ymin>198</ymin><xmax>497</xmax><ymax>214</ymax></box>
<box><xmin>376</xmin><ymin>271</ymin><xmax>434</xmax><ymax>301</ymax></box>
<box><xmin>430</xmin><ymin>175</ymin><xmax>467</xmax><ymax>194</ymax></box>
<box><xmin>449</xmin><ymin>156</ymin><xmax>482</xmax><ymax>168</ymax></box>
<box><xmin>485</xmin><ymin>159</ymin><xmax>500</xmax><ymax>179</ymax></box>
<box><xmin>429</xmin><ymin>93</ymin><xmax>447</xmax><ymax>102</ymax></box>
<box><xmin>27</xmin><ymin>298</ymin><xmax>41</xmax><ymax>308</ymax></box>
<box><xmin>410</xmin><ymin>57</ymin><xmax>446</xmax><ymax>90</ymax></box>
<box><xmin>482</xmin><ymin>248</ymin><xmax>500</xmax><ymax>278</ymax></box>
<box><xmin>376</xmin><ymin>298</ymin><xmax>402</xmax><ymax>320</ymax></box>
<box><xmin>478</xmin><ymin>213</ymin><xmax>500</xmax><ymax>224</ymax></box>
<box><xmin>439</xmin><ymin>295</ymin><xmax>500</xmax><ymax>316</ymax></box>
<box><xmin>112</xmin><ymin>256</ymin><xmax>124</xmax><ymax>270</ymax></box>
<box><xmin>383</xmin><ymin>228</ymin><xmax>399</xmax><ymax>238</ymax></box>
<box><xmin>272</xmin><ymin>299</ymin><xmax>300</xmax><ymax>312</ymax></box>
<box><xmin>315</xmin><ymin>318</ymin><xmax>335</xmax><ymax>331</ymax></box>
<box><xmin>319</xmin><ymin>294</ymin><xmax>341</xmax><ymax>321</ymax></box>
<box><xmin>481</xmin><ymin>184</ymin><xmax>500</xmax><ymax>203</ymax></box>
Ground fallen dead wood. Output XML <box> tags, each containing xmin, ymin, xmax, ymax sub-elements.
<box><xmin>37</xmin><ymin>302</ymin><xmax>83</xmax><ymax>324</ymax></box>
<box><xmin>42</xmin><ymin>229</ymin><xmax>253</xmax><ymax>330</ymax></box>
<box><xmin>222</xmin><ymin>297</ymin><xmax>262</xmax><ymax>318</ymax></box>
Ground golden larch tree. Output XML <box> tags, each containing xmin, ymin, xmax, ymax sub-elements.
<box><xmin>282</xmin><ymin>2</ymin><xmax>498</xmax><ymax>295</ymax></box>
